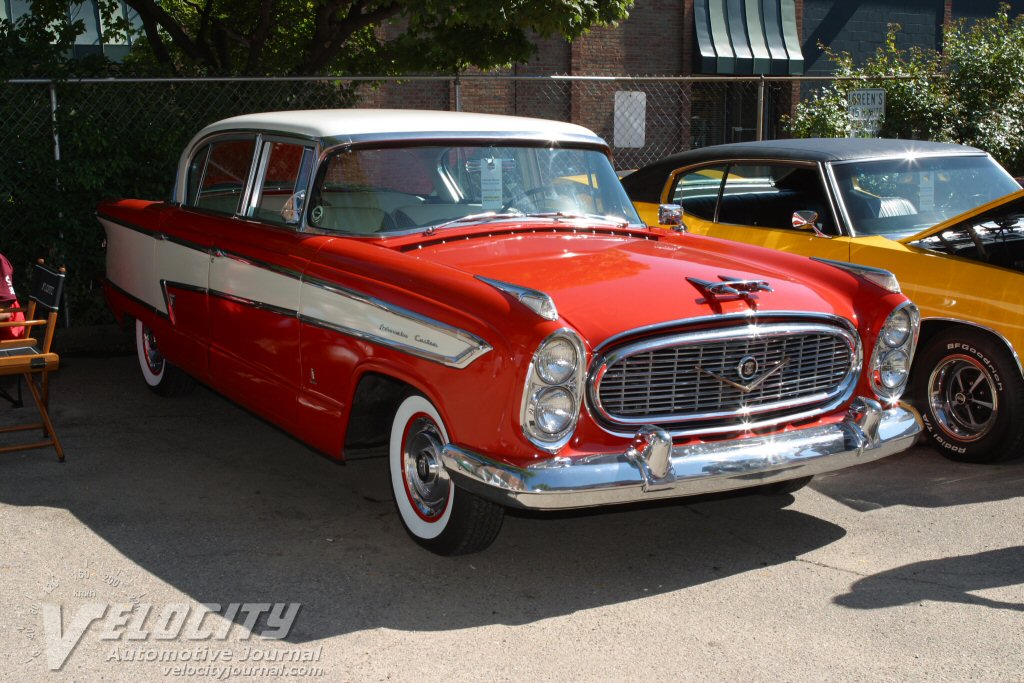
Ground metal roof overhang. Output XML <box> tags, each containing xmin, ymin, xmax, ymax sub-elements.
<box><xmin>694</xmin><ymin>0</ymin><xmax>804</xmax><ymax>75</ymax></box>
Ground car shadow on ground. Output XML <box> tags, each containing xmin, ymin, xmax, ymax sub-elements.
<box><xmin>808</xmin><ymin>443</ymin><xmax>1024</xmax><ymax>512</ymax></box>
<box><xmin>0</xmin><ymin>356</ymin><xmax>1020</xmax><ymax>642</ymax></box>
<box><xmin>834</xmin><ymin>547</ymin><xmax>1024</xmax><ymax>612</ymax></box>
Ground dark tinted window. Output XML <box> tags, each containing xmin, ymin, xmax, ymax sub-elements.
<box><xmin>719</xmin><ymin>164</ymin><xmax>835</xmax><ymax>233</ymax></box>
<box><xmin>188</xmin><ymin>138</ymin><xmax>256</xmax><ymax>215</ymax></box>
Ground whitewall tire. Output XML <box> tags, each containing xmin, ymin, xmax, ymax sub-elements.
<box><xmin>135</xmin><ymin>319</ymin><xmax>195</xmax><ymax>396</ymax></box>
<box><xmin>389</xmin><ymin>394</ymin><xmax>503</xmax><ymax>555</ymax></box>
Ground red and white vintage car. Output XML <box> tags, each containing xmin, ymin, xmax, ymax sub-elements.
<box><xmin>99</xmin><ymin>110</ymin><xmax>922</xmax><ymax>554</ymax></box>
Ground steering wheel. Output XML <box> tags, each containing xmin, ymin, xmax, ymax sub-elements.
<box><xmin>501</xmin><ymin>187</ymin><xmax>560</xmax><ymax>213</ymax></box>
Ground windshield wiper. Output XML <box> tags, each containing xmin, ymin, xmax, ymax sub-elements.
<box><xmin>426</xmin><ymin>210</ymin><xmax>525</xmax><ymax>233</ymax></box>
<box><xmin>521</xmin><ymin>211</ymin><xmax>632</xmax><ymax>227</ymax></box>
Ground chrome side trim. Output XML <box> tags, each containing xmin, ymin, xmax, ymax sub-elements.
<box><xmin>210</xmin><ymin>289</ymin><xmax>297</xmax><ymax>319</ymax></box>
<box><xmin>299</xmin><ymin>275</ymin><xmax>492</xmax><ymax>369</ymax></box>
<box><xmin>588</xmin><ymin>321</ymin><xmax>862</xmax><ymax>438</ymax></box>
<box><xmin>218</xmin><ymin>250</ymin><xmax>303</xmax><ymax>281</ymax></box>
<box><xmin>442</xmin><ymin>398</ymin><xmax>922</xmax><ymax>510</ymax></box>
<box><xmin>921</xmin><ymin>316</ymin><xmax>1024</xmax><ymax>379</ymax></box>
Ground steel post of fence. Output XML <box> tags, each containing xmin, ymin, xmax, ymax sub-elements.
<box><xmin>454</xmin><ymin>73</ymin><xmax>462</xmax><ymax>112</ymax></box>
<box><xmin>48</xmin><ymin>81</ymin><xmax>60</xmax><ymax>162</ymax></box>
<box><xmin>756</xmin><ymin>75</ymin><xmax>765</xmax><ymax>142</ymax></box>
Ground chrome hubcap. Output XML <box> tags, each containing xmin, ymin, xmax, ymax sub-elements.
<box><xmin>402</xmin><ymin>417</ymin><xmax>450</xmax><ymax>520</ymax></box>
<box><xmin>142</xmin><ymin>326</ymin><xmax>164</xmax><ymax>374</ymax></box>
<box><xmin>928</xmin><ymin>355</ymin><xmax>998</xmax><ymax>442</ymax></box>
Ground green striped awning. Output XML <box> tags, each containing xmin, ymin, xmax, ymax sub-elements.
<box><xmin>694</xmin><ymin>0</ymin><xmax>804</xmax><ymax>75</ymax></box>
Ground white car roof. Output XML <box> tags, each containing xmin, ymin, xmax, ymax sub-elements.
<box><xmin>192</xmin><ymin>109</ymin><xmax>607</xmax><ymax>147</ymax></box>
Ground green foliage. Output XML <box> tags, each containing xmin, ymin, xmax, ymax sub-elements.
<box><xmin>786</xmin><ymin>5</ymin><xmax>1024</xmax><ymax>175</ymax></box>
<box><xmin>1</xmin><ymin>0</ymin><xmax>634</xmax><ymax>325</ymax></box>
<box><xmin>12</xmin><ymin>0</ymin><xmax>633</xmax><ymax>77</ymax></box>
<box><xmin>0</xmin><ymin>79</ymin><xmax>356</xmax><ymax>324</ymax></box>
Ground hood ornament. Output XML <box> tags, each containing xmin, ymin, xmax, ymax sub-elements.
<box><xmin>687</xmin><ymin>274</ymin><xmax>773</xmax><ymax>308</ymax></box>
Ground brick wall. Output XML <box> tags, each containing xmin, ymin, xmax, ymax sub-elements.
<box><xmin>801</xmin><ymin>0</ymin><xmax>945</xmax><ymax>75</ymax></box>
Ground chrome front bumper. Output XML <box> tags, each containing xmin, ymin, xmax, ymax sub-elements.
<box><xmin>442</xmin><ymin>398</ymin><xmax>921</xmax><ymax>510</ymax></box>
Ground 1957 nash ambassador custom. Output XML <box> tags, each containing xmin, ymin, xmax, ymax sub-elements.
<box><xmin>99</xmin><ymin>110</ymin><xmax>922</xmax><ymax>554</ymax></box>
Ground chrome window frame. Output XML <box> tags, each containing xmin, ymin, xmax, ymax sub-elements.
<box><xmin>245</xmin><ymin>136</ymin><xmax>319</xmax><ymax>227</ymax></box>
<box><xmin>825</xmin><ymin>151</ymin><xmax>1002</xmax><ymax>238</ymax></box>
<box><xmin>662</xmin><ymin>157</ymin><xmax>845</xmax><ymax>236</ymax></box>
<box><xmin>183</xmin><ymin>132</ymin><xmax>261</xmax><ymax>218</ymax></box>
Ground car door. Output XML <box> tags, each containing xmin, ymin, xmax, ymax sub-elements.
<box><xmin>148</xmin><ymin>135</ymin><xmax>264</xmax><ymax>383</ymax></box>
<box><xmin>679</xmin><ymin>161</ymin><xmax>853</xmax><ymax>262</ymax></box>
<box><xmin>205</xmin><ymin>136</ymin><xmax>322</xmax><ymax>432</ymax></box>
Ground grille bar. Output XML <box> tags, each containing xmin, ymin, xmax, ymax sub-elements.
<box><xmin>590</xmin><ymin>322</ymin><xmax>860</xmax><ymax>432</ymax></box>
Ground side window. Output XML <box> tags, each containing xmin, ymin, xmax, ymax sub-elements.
<box><xmin>719</xmin><ymin>163</ymin><xmax>835</xmax><ymax>233</ymax></box>
<box><xmin>188</xmin><ymin>138</ymin><xmax>256</xmax><ymax>215</ymax></box>
<box><xmin>670</xmin><ymin>165</ymin><xmax>726</xmax><ymax>220</ymax></box>
<box><xmin>251</xmin><ymin>141</ymin><xmax>315</xmax><ymax>226</ymax></box>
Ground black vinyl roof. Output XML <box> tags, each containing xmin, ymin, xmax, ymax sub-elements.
<box><xmin>621</xmin><ymin>138</ymin><xmax>985</xmax><ymax>203</ymax></box>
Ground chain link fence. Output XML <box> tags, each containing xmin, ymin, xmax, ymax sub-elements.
<box><xmin>0</xmin><ymin>74</ymin><xmax>853</xmax><ymax>323</ymax></box>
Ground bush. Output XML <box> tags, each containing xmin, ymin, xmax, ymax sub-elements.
<box><xmin>786</xmin><ymin>5</ymin><xmax>1024</xmax><ymax>175</ymax></box>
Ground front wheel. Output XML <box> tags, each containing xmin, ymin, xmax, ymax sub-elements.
<box><xmin>135</xmin><ymin>319</ymin><xmax>195</xmax><ymax>396</ymax></box>
<box><xmin>389</xmin><ymin>394</ymin><xmax>504</xmax><ymax>555</ymax></box>
<box><xmin>913</xmin><ymin>329</ymin><xmax>1024</xmax><ymax>463</ymax></box>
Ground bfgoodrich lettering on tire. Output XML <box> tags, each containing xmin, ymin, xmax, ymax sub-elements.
<box><xmin>135</xmin><ymin>319</ymin><xmax>196</xmax><ymax>397</ymax></box>
<box><xmin>913</xmin><ymin>328</ymin><xmax>1024</xmax><ymax>463</ymax></box>
<box><xmin>389</xmin><ymin>394</ymin><xmax>503</xmax><ymax>555</ymax></box>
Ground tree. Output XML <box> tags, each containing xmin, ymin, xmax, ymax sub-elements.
<box><xmin>786</xmin><ymin>5</ymin><xmax>1024</xmax><ymax>175</ymax></box>
<box><xmin>12</xmin><ymin>0</ymin><xmax>633</xmax><ymax>76</ymax></box>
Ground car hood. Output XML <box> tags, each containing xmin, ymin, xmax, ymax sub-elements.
<box><xmin>411</xmin><ymin>229</ymin><xmax>854</xmax><ymax>345</ymax></box>
<box><xmin>898</xmin><ymin>189</ymin><xmax>1024</xmax><ymax>243</ymax></box>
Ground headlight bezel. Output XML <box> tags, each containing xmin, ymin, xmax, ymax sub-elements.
<box><xmin>521</xmin><ymin>329</ymin><xmax>587</xmax><ymax>452</ymax></box>
<box><xmin>870</xmin><ymin>301</ymin><xmax>920</xmax><ymax>402</ymax></box>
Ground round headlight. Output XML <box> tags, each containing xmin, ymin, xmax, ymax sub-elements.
<box><xmin>535</xmin><ymin>337</ymin><xmax>578</xmax><ymax>385</ymax></box>
<box><xmin>532</xmin><ymin>386</ymin><xmax>575</xmax><ymax>435</ymax></box>
<box><xmin>878</xmin><ymin>349</ymin><xmax>910</xmax><ymax>389</ymax></box>
<box><xmin>881</xmin><ymin>308</ymin><xmax>912</xmax><ymax>348</ymax></box>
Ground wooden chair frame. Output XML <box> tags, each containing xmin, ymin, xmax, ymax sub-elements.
<box><xmin>0</xmin><ymin>260</ymin><xmax>66</xmax><ymax>461</ymax></box>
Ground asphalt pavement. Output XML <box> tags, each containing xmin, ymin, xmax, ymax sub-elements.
<box><xmin>0</xmin><ymin>353</ymin><xmax>1022</xmax><ymax>682</ymax></box>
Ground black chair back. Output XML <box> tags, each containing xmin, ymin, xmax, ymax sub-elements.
<box><xmin>29</xmin><ymin>263</ymin><xmax>65</xmax><ymax>312</ymax></box>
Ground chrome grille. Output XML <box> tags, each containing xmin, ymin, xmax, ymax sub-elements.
<box><xmin>591</xmin><ymin>322</ymin><xmax>859</xmax><ymax>433</ymax></box>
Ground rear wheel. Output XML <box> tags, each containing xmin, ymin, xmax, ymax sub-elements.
<box><xmin>389</xmin><ymin>394</ymin><xmax>503</xmax><ymax>555</ymax></box>
<box><xmin>913</xmin><ymin>328</ymin><xmax>1024</xmax><ymax>463</ymax></box>
<box><xmin>135</xmin><ymin>319</ymin><xmax>195</xmax><ymax>396</ymax></box>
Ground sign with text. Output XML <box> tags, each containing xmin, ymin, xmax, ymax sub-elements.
<box><xmin>848</xmin><ymin>88</ymin><xmax>885</xmax><ymax>138</ymax></box>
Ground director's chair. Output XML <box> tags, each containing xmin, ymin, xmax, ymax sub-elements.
<box><xmin>0</xmin><ymin>260</ymin><xmax>67</xmax><ymax>461</ymax></box>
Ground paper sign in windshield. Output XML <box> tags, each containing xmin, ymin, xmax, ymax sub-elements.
<box><xmin>481</xmin><ymin>158</ymin><xmax>503</xmax><ymax>211</ymax></box>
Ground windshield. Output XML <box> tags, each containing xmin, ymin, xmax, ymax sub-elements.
<box><xmin>831</xmin><ymin>154</ymin><xmax>1020</xmax><ymax>238</ymax></box>
<box><xmin>307</xmin><ymin>143</ymin><xmax>642</xmax><ymax>235</ymax></box>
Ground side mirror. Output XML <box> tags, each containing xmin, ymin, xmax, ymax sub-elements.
<box><xmin>658</xmin><ymin>204</ymin><xmax>687</xmax><ymax>231</ymax></box>
<box><xmin>281</xmin><ymin>190</ymin><xmax>306</xmax><ymax>225</ymax></box>
<box><xmin>792</xmin><ymin>210</ymin><xmax>829</xmax><ymax>238</ymax></box>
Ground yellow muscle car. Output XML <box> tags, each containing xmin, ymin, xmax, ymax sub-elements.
<box><xmin>622</xmin><ymin>138</ymin><xmax>1024</xmax><ymax>463</ymax></box>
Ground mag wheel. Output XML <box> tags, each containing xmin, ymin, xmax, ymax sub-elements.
<box><xmin>135</xmin><ymin>319</ymin><xmax>195</xmax><ymax>396</ymax></box>
<box><xmin>389</xmin><ymin>394</ymin><xmax>503</xmax><ymax>555</ymax></box>
<box><xmin>914</xmin><ymin>329</ymin><xmax>1024</xmax><ymax>463</ymax></box>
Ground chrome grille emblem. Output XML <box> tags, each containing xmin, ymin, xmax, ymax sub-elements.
<box><xmin>696</xmin><ymin>358</ymin><xmax>789</xmax><ymax>394</ymax></box>
<box><xmin>738</xmin><ymin>355</ymin><xmax>759</xmax><ymax>380</ymax></box>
